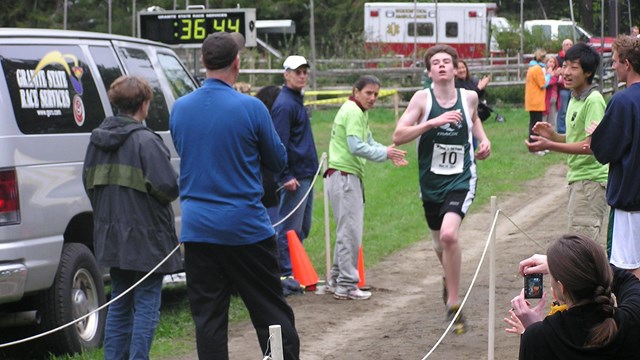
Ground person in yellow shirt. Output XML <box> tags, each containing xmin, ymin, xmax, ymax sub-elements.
<box><xmin>525</xmin><ymin>49</ymin><xmax>548</xmax><ymax>155</ymax></box>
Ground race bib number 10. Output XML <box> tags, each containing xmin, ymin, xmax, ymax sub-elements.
<box><xmin>431</xmin><ymin>143</ymin><xmax>464</xmax><ymax>175</ymax></box>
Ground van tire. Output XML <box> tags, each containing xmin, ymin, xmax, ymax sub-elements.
<box><xmin>37</xmin><ymin>243</ymin><xmax>106</xmax><ymax>354</ymax></box>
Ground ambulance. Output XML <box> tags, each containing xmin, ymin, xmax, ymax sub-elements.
<box><xmin>364</xmin><ymin>2</ymin><xmax>500</xmax><ymax>60</ymax></box>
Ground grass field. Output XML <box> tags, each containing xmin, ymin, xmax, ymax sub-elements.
<box><xmin>49</xmin><ymin>106</ymin><xmax>565</xmax><ymax>360</ymax></box>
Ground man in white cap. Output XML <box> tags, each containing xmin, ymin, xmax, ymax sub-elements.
<box><xmin>170</xmin><ymin>32</ymin><xmax>300</xmax><ymax>359</ymax></box>
<box><xmin>271</xmin><ymin>55</ymin><xmax>319</xmax><ymax>293</ymax></box>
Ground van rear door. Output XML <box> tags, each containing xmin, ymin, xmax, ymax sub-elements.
<box><xmin>111</xmin><ymin>41</ymin><xmax>198</xmax><ymax>235</ymax></box>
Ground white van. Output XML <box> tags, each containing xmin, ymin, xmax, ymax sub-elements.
<box><xmin>0</xmin><ymin>28</ymin><xmax>197</xmax><ymax>356</ymax></box>
<box><xmin>524</xmin><ymin>19</ymin><xmax>614</xmax><ymax>51</ymax></box>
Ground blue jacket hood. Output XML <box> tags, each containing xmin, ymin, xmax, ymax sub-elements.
<box><xmin>529</xmin><ymin>60</ymin><xmax>545</xmax><ymax>67</ymax></box>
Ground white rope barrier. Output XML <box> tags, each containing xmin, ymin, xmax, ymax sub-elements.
<box><xmin>0</xmin><ymin>243</ymin><xmax>182</xmax><ymax>348</ymax></box>
<box><xmin>271</xmin><ymin>156</ymin><xmax>326</xmax><ymax>229</ymax></box>
<box><xmin>3</xmin><ymin>156</ymin><xmax>545</xmax><ymax>357</ymax></box>
<box><xmin>420</xmin><ymin>203</ymin><xmax>547</xmax><ymax>359</ymax></box>
<box><xmin>498</xmin><ymin>211</ymin><xmax>547</xmax><ymax>251</ymax></box>
<box><xmin>0</xmin><ymin>156</ymin><xmax>327</xmax><ymax>350</ymax></box>
<box><xmin>421</xmin><ymin>208</ymin><xmax>501</xmax><ymax>360</ymax></box>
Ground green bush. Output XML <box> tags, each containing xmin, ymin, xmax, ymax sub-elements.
<box><xmin>526</xmin><ymin>29</ymin><xmax>563</xmax><ymax>54</ymax></box>
<box><xmin>487</xmin><ymin>85</ymin><xmax>524</xmax><ymax>106</ymax></box>
<box><xmin>493</xmin><ymin>29</ymin><xmax>521</xmax><ymax>57</ymax></box>
<box><xmin>494</xmin><ymin>28</ymin><xmax>563</xmax><ymax>56</ymax></box>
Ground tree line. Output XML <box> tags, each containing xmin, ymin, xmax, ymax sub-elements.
<box><xmin>1</xmin><ymin>0</ymin><xmax>637</xmax><ymax>58</ymax></box>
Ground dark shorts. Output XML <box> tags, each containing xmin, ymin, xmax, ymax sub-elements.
<box><xmin>422</xmin><ymin>191</ymin><xmax>468</xmax><ymax>230</ymax></box>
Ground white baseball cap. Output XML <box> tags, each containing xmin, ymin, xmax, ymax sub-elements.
<box><xmin>283</xmin><ymin>55</ymin><xmax>308</xmax><ymax>70</ymax></box>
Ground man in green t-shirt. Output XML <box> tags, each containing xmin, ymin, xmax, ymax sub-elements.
<box><xmin>525</xmin><ymin>43</ymin><xmax>608</xmax><ymax>242</ymax></box>
<box><xmin>326</xmin><ymin>75</ymin><xmax>407</xmax><ymax>301</ymax></box>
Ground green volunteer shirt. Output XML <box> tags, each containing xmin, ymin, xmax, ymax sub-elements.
<box><xmin>565</xmin><ymin>85</ymin><xmax>608</xmax><ymax>184</ymax></box>
<box><xmin>328</xmin><ymin>100</ymin><xmax>374</xmax><ymax>179</ymax></box>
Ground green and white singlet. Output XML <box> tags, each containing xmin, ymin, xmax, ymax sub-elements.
<box><xmin>417</xmin><ymin>88</ymin><xmax>477</xmax><ymax>205</ymax></box>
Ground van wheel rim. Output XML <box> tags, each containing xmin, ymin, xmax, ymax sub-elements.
<box><xmin>71</xmin><ymin>268</ymin><xmax>99</xmax><ymax>341</ymax></box>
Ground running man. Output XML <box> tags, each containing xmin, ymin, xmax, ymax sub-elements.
<box><xmin>393</xmin><ymin>44</ymin><xmax>491</xmax><ymax>334</ymax></box>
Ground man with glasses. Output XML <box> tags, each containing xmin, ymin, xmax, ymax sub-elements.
<box><xmin>556</xmin><ymin>38</ymin><xmax>574</xmax><ymax>134</ymax></box>
<box><xmin>272</xmin><ymin>55</ymin><xmax>319</xmax><ymax>293</ymax></box>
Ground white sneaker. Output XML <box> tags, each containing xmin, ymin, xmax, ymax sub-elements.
<box><xmin>325</xmin><ymin>279</ymin><xmax>336</xmax><ymax>294</ymax></box>
<box><xmin>333</xmin><ymin>287</ymin><xmax>372</xmax><ymax>300</ymax></box>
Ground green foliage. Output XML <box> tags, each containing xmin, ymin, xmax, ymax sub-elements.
<box><xmin>488</xmin><ymin>85</ymin><xmax>524</xmax><ymax>106</ymax></box>
<box><xmin>493</xmin><ymin>26</ymin><xmax>563</xmax><ymax>56</ymax></box>
<box><xmin>493</xmin><ymin>28</ymin><xmax>522</xmax><ymax>57</ymax></box>
<box><xmin>525</xmin><ymin>28</ymin><xmax>563</xmax><ymax>54</ymax></box>
<box><xmin>2</xmin><ymin>1</ymin><xmax>639</xmax><ymax>60</ymax></box>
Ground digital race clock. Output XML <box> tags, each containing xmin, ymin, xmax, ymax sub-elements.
<box><xmin>138</xmin><ymin>8</ymin><xmax>257</xmax><ymax>47</ymax></box>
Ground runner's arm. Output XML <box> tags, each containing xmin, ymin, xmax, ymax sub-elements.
<box><xmin>467</xmin><ymin>91</ymin><xmax>491</xmax><ymax>159</ymax></box>
<box><xmin>393</xmin><ymin>90</ymin><xmax>429</xmax><ymax>145</ymax></box>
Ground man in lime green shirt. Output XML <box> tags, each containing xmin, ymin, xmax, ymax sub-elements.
<box><xmin>525</xmin><ymin>43</ymin><xmax>608</xmax><ymax>241</ymax></box>
<box><xmin>326</xmin><ymin>75</ymin><xmax>407</xmax><ymax>300</ymax></box>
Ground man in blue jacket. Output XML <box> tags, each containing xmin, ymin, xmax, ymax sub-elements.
<box><xmin>272</xmin><ymin>55</ymin><xmax>319</xmax><ymax>290</ymax></box>
<box><xmin>170</xmin><ymin>32</ymin><xmax>300</xmax><ymax>359</ymax></box>
<box><xmin>590</xmin><ymin>35</ymin><xmax>640</xmax><ymax>279</ymax></box>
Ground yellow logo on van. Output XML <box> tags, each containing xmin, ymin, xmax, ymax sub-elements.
<box><xmin>34</xmin><ymin>51</ymin><xmax>84</xmax><ymax>95</ymax></box>
<box><xmin>387</xmin><ymin>23</ymin><xmax>400</xmax><ymax>36</ymax></box>
<box><xmin>24</xmin><ymin>51</ymin><xmax>87</xmax><ymax>126</ymax></box>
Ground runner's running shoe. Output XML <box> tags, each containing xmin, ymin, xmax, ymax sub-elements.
<box><xmin>446</xmin><ymin>304</ymin><xmax>467</xmax><ymax>335</ymax></box>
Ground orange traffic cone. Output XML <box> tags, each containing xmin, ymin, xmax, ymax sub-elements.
<box><xmin>287</xmin><ymin>230</ymin><xmax>318</xmax><ymax>289</ymax></box>
<box><xmin>357</xmin><ymin>245</ymin><xmax>366</xmax><ymax>288</ymax></box>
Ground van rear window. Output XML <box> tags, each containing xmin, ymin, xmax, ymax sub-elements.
<box><xmin>0</xmin><ymin>45</ymin><xmax>105</xmax><ymax>134</ymax></box>
<box><xmin>117</xmin><ymin>47</ymin><xmax>170</xmax><ymax>131</ymax></box>
<box><xmin>89</xmin><ymin>45</ymin><xmax>124</xmax><ymax>115</ymax></box>
<box><xmin>157</xmin><ymin>53</ymin><xmax>198</xmax><ymax>100</ymax></box>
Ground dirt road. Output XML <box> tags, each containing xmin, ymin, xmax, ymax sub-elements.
<box><xmin>181</xmin><ymin>164</ymin><xmax>573</xmax><ymax>360</ymax></box>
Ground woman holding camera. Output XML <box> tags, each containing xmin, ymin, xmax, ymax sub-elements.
<box><xmin>510</xmin><ymin>234</ymin><xmax>640</xmax><ymax>360</ymax></box>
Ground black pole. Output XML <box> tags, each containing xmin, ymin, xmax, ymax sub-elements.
<box><xmin>608</xmin><ymin>0</ymin><xmax>619</xmax><ymax>37</ymax></box>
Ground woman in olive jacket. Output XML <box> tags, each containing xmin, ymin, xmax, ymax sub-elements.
<box><xmin>83</xmin><ymin>76</ymin><xmax>181</xmax><ymax>360</ymax></box>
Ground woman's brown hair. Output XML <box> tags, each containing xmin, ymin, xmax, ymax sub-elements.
<box><xmin>547</xmin><ymin>234</ymin><xmax>617</xmax><ymax>347</ymax></box>
<box><xmin>107</xmin><ymin>76</ymin><xmax>152</xmax><ymax>116</ymax></box>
